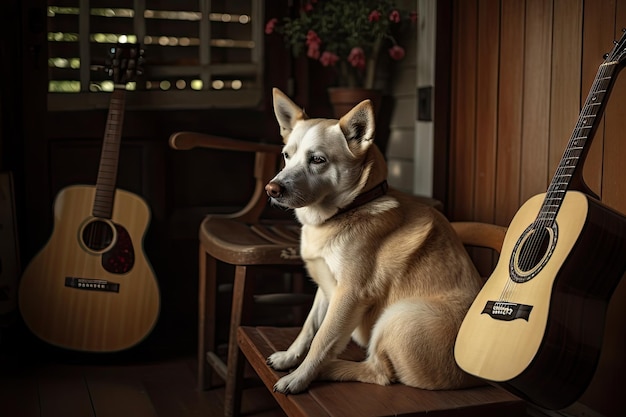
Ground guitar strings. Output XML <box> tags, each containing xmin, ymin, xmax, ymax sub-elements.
<box><xmin>86</xmin><ymin>89</ymin><xmax>125</xmax><ymax>252</ymax></box>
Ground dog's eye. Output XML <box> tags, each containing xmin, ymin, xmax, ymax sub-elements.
<box><xmin>282</xmin><ymin>152</ymin><xmax>290</xmax><ymax>160</ymax></box>
<box><xmin>310</xmin><ymin>155</ymin><xmax>326</xmax><ymax>164</ymax></box>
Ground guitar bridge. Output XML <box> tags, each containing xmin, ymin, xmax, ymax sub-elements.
<box><xmin>65</xmin><ymin>277</ymin><xmax>120</xmax><ymax>293</ymax></box>
<box><xmin>481</xmin><ymin>301</ymin><xmax>533</xmax><ymax>321</ymax></box>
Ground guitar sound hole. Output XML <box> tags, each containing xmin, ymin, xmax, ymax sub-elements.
<box><xmin>518</xmin><ymin>228</ymin><xmax>551</xmax><ymax>272</ymax></box>
<box><xmin>82</xmin><ymin>220</ymin><xmax>115</xmax><ymax>252</ymax></box>
<box><xmin>510</xmin><ymin>223</ymin><xmax>558</xmax><ymax>283</ymax></box>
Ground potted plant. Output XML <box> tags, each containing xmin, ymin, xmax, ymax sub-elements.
<box><xmin>265</xmin><ymin>0</ymin><xmax>416</xmax><ymax>117</ymax></box>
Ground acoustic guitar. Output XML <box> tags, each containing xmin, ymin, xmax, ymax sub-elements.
<box><xmin>455</xmin><ymin>30</ymin><xmax>626</xmax><ymax>410</ymax></box>
<box><xmin>19</xmin><ymin>45</ymin><xmax>160</xmax><ymax>352</ymax></box>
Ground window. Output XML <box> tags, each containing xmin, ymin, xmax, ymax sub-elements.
<box><xmin>47</xmin><ymin>0</ymin><xmax>264</xmax><ymax>110</ymax></box>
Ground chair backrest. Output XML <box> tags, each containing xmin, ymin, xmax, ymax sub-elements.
<box><xmin>169</xmin><ymin>131</ymin><xmax>283</xmax><ymax>223</ymax></box>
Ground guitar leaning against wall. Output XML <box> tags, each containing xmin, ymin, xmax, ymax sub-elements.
<box><xmin>455</xmin><ymin>30</ymin><xmax>626</xmax><ymax>410</ymax></box>
<box><xmin>19</xmin><ymin>45</ymin><xmax>160</xmax><ymax>353</ymax></box>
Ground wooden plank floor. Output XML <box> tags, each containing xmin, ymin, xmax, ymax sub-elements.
<box><xmin>0</xmin><ymin>319</ymin><xmax>285</xmax><ymax>417</ymax></box>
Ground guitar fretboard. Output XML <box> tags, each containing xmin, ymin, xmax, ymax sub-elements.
<box><xmin>538</xmin><ymin>60</ymin><xmax>620</xmax><ymax>225</ymax></box>
<box><xmin>93</xmin><ymin>87</ymin><xmax>126</xmax><ymax>219</ymax></box>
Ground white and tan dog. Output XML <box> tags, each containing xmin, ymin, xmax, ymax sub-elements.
<box><xmin>264</xmin><ymin>88</ymin><xmax>482</xmax><ymax>394</ymax></box>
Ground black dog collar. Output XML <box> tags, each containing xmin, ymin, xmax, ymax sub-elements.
<box><xmin>334</xmin><ymin>180</ymin><xmax>389</xmax><ymax>217</ymax></box>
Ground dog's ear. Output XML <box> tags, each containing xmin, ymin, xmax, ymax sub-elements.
<box><xmin>339</xmin><ymin>99</ymin><xmax>376</xmax><ymax>156</ymax></box>
<box><xmin>273</xmin><ymin>88</ymin><xmax>307</xmax><ymax>142</ymax></box>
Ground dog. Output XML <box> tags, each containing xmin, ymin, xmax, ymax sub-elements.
<box><xmin>264</xmin><ymin>88</ymin><xmax>482</xmax><ymax>394</ymax></box>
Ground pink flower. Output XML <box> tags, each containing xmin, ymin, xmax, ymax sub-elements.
<box><xmin>389</xmin><ymin>10</ymin><xmax>401</xmax><ymax>23</ymax></box>
<box><xmin>305</xmin><ymin>30</ymin><xmax>321</xmax><ymax>46</ymax></box>
<box><xmin>305</xmin><ymin>30</ymin><xmax>321</xmax><ymax>59</ymax></box>
<box><xmin>304</xmin><ymin>3</ymin><xmax>314</xmax><ymax>12</ymax></box>
<box><xmin>265</xmin><ymin>18</ymin><xmax>277</xmax><ymax>35</ymax></box>
<box><xmin>348</xmin><ymin>47</ymin><xmax>366</xmax><ymax>69</ymax></box>
<box><xmin>409</xmin><ymin>11</ymin><xmax>418</xmax><ymax>24</ymax></box>
<box><xmin>388</xmin><ymin>45</ymin><xmax>405</xmax><ymax>60</ymax></box>
<box><xmin>368</xmin><ymin>10</ymin><xmax>381</xmax><ymax>22</ymax></box>
<box><xmin>307</xmin><ymin>42</ymin><xmax>320</xmax><ymax>59</ymax></box>
<box><xmin>319</xmin><ymin>51</ymin><xmax>340</xmax><ymax>67</ymax></box>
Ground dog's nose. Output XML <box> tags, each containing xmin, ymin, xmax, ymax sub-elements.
<box><xmin>265</xmin><ymin>182</ymin><xmax>283</xmax><ymax>198</ymax></box>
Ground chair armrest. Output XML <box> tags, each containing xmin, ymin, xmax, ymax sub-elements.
<box><xmin>451</xmin><ymin>222</ymin><xmax>507</xmax><ymax>253</ymax></box>
<box><xmin>169</xmin><ymin>131</ymin><xmax>282</xmax><ymax>154</ymax></box>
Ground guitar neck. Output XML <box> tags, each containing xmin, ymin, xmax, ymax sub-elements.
<box><xmin>93</xmin><ymin>87</ymin><xmax>126</xmax><ymax>219</ymax></box>
<box><xmin>540</xmin><ymin>59</ymin><xmax>621</xmax><ymax>224</ymax></box>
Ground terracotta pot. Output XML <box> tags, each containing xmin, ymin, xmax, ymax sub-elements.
<box><xmin>327</xmin><ymin>87</ymin><xmax>382</xmax><ymax>119</ymax></box>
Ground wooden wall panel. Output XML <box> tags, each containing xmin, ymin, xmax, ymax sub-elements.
<box><xmin>444</xmin><ymin>1</ymin><xmax>626</xmax><ymax>416</ymax></box>
<box><xmin>548</xmin><ymin>0</ymin><xmax>582</xmax><ymax>182</ymax></box>
<box><xmin>494</xmin><ymin>0</ymin><xmax>525</xmax><ymax>225</ymax></box>
<box><xmin>520</xmin><ymin>0</ymin><xmax>553</xmax><ymax>203</ymax></box>
<box><xmin>450</xmin><ymin>0</ymin><xmax>478</xmax><ymax>220</ymax></box>
<box><xmin>474</xmin><ymin>0</ymin><xmax>500</xmax><ymax>224</ymax></box>
<box><xmin>449</xmin><ymin>0</ymin><xmax>626</xmax><ymax>220</ymax></box>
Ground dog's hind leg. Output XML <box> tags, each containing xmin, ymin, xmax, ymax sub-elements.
<box><xmin>318</xmin><ymin>355</ymin><xmax>396</xmax><ymax>385</ymax></box>
<box><xmin>320</xmin><ymin>297</ymin><xmax>475</xmax><ymax>389</ymax></box>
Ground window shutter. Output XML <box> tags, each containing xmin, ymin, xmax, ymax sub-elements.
<box><xmin>47</xmin><ymin>0</ymin><xmax>264</xmax><ymax>110</ymax></box>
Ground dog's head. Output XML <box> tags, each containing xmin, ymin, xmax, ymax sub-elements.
<box><xmin>265</xmin><ymin>88</ymin><xmax>387</xmax><ymax>225</ymax></box>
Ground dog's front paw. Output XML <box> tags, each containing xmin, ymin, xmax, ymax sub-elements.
<box><xmin>273</xmin><ymin>370</ymin><xmax>312</xmax><ymax>395</ymax></box>
<box><xmin>267</xmin><ymin>350</ymin><xmax>301</xmax><ymax>371</ymax></box>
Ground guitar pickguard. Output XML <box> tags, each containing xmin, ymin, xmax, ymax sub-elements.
<box><xmin>102</xmin><ymin>224</ymin><xmax>135</xmax><ymax>274</ymax></box>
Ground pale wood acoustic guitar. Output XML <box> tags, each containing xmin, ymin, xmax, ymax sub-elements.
<box><xmin>455</xmin><ymin>29</ymin><xmax>626</xmax><ymax>410</ymax></box>
<box><xmin>19</xmin><ymin>45</ymin><xmax>160</xmax><ymax>352</ymax></box>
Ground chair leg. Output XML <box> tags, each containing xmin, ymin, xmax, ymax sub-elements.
<box><xmin>223</xmin><ymin>265</ymin><xmax>255</xmax><ymax>417</ymax></box>
<box><xmin>197</xmin><ymin>244</ymin><xmax>219</xmax><ymax>390</ymax></box>
<box><xmin>291</xmin><ymin>270</ymin><xmax>307</xmax><ymax>324</ymax></box>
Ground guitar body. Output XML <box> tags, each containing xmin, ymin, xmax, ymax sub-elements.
<box><xmin>455</xmin><ymin>191</ymin><xmax>626</xmax><ymax>409</ymax></box>
<box><xmin>19</xmin><ymin>185</ymin><xmax>160</xmax><ymax>352</ymax></box>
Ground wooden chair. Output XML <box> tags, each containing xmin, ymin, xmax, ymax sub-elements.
<box><xmin>169</xmin><ymin>132</ymin><xmax>309</xmax><ymax>417</ymax></box>
<box><xmin>237</xmin><ymin>221</ymin><xmax>529</xmax><ymax>417</ymax></box>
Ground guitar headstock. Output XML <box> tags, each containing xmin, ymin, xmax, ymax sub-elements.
<box><xmin>105</xmin><ymin>44</ymin><xmax>144</xmax><ymax>85</ymax></box>
<box><xmin>606</xmin><ymin>28</ymin><xmax>626</xmax><ymax>67</ymax></box>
